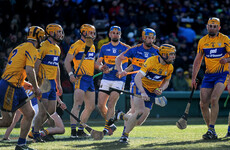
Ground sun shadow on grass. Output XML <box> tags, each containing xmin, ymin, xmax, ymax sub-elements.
<box><xmin>71</xmin><ymin>140</ymin><xmax>129</xmax><ymax>149</ymax></box>
<box><xmin>141</xmin><ymin>137</ymin><xmax>230</xmax><ymax>149</ymax></box>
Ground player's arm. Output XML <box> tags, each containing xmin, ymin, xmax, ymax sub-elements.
<box><xmin>134</xmin><ymin>71</ymin><xmax>148</xmax><ymax>101</ymax></box>
<box><xmin>192</xmin><ymin>52</ymin><xmax>203</xmax><ymax>89</ymax></box>
<box><xmin>64</xmin><ymin>53</ymin><xmax>76</xmax><ymax>83</ymax></box>
<box><xmin>155</xmin><ymin>78</ymin><xmax>170</xmax><ymax>96</ymax></box>
<box><xmin>95</xmin><ymin>57</ymin><xmax>109</xmax><ymax>73</ymax></box>
<box><xmin>124</xmin><ymin>64</ymin><xmax>133</xmax><ymax>72</ymax></box>
<box><xmin>57</xmin><ymin>95</ymin><xmax>67</xmax><ymax>110</ymax></box>
<box><xmin>26</xmin><ymin>65</ymin><xmax>41</xmax><ymax>97</ymax></box>
<box><xmin>115</xmin><ymin>51</ymin><xmax>128</xmax><ymax>77</ymax></box>
<box><xmin>220</xmin><ymin>37</ymin><xmax>230</xmax><ymax>64</ymax></box>
<box><xmin>56</xmin><ymin>65</ymin><xmax>62</xmax><ymax>96</ymax></box>
<box><xmin>34</xmin><ymin>59</ymin><xmax>41</xmax><ymax>77</ymax></box>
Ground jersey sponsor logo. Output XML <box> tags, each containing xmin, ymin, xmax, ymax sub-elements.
<box><xmin>85</xmin><ymin>52</ymin><xmax>95</xmax><ymax>60</ymax></box>
<box><xmin>106</xmin><ymin>49</ymin><xmax>111</xmax><ymax>51</ymax></box>
<box><xmin>145</xmin><ymin>72</ymin><xmax>166</xmax><ymax>81</ymax></box>
<box><xmin>210</xmin><ymin>49</ymin><xmax>217</xmax><ymax>54</ymax></box>
<box><xmin>204</xmin><ymin>47</ymin><xmax>226</xmax><ymax>58</ymax></box>
<box><xmin>42</xmin><ymin>55</ymin><xmax>59</xmax><ymax>66</ymax></box>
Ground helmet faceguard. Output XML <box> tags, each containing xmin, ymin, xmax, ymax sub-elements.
<box><xmin>46</xmin><ymin>23</ymin><xmax>64</xmax><ymax>43</ymax></box>
<box><xmin>158</xmin><ymin>44</ymin><xmax>176</xmax><ymax>64</ymax></box>
<box><xmin>80</xmin><ymin>24</ymin><xmax>96</xmax><ymax>40</ymax></box>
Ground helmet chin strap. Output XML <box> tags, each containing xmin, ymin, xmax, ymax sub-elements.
<box><xmin>157</xmin><ymin>51</ymin><xmax>169</xmax><ymax>64</ymax></box>
<box><xmin>46</xmin><ymin>30</ymin><xmax>62</xmax><ymax>43</ymax></box>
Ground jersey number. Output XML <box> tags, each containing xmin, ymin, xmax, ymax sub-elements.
<box><xmin>8</xmin><ymin>49</ymin><xmax>18</xmax><ymax>65</ymax></box>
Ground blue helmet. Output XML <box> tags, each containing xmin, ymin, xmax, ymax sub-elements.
<box><xmin>110</xmin><ymin>26</ymin><xmax>121</xmax><ymax>32</ymax></box>
<box><xmin>142</xmin><ymin>28</ymin><xmax>156</xmax><ymax>39</ymax></box>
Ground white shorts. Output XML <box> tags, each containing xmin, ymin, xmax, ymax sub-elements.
<box><xmin>99</xmin><ymin>79</ymin><xmax>125</xmax><ymax>91</ymax></box>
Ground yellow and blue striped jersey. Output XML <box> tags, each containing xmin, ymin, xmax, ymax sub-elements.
<box><xmin>140</xmin><ymin>55</ymin><xmax>173</xmax><ymax>93</ymax></box>
<box><xmin>2</xmin><ymin>41</ymin><xmax>38</xmax><ymax>87</ymax></box>
<box><xmin>197</xmin><ymin>33</ymin><xmax>230</xmax><ymax>74</ymax></box>
<box><xmin>38</xmin><ymin>39</ymin><xmax>61</xmax><ymax>79</ymax></box>
<box><xmin>99</xmin><ymin>41</ymin><xmax>130</xmax><ymax>81</ymax></box>
<box><xmin>68</xmin><ymin>39</ymin><xmax>96</xmax><ymax>76</ymax></box>
<box><xmin>124</xmin><ymin>43</ymin><xmax>159</xmax><ymax>82</ymax></box>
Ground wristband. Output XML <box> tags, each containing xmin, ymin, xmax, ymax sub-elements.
<box><xmin>68</xmin><ymin>72</ymin><xmax>74</xmax><ymax>76</ymax></box>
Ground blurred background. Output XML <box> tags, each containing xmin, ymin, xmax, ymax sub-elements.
<box><xmin>0</xmin><ymin>0</ymin><xmax>230</xmax><ymax>118</ymax></box>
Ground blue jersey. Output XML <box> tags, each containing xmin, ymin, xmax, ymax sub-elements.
<box><xmin>124</xmin><ymin>43</ymin><xmax>159</xmax><ymax>82</ymax></box>
<box><xmin>99</xmin><ymin>42</ymin><xmax>130</xmax><ymax>81</ymax></box>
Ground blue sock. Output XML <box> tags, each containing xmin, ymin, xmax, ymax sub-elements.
<box><xmin>209</xmin><ymin>125</ymin><xmax>215</xmax><ymax>129</ymax></box>
<box><xmin>71</xmin><ymin>124</ymin><xmax>76</xmax><ymax>130</ymax></box>
<box><xmin>32</xmin><ymin>127</ymin><xmax>34</xmax><ymax>133</ymax></box>
<box><xmin>228</xmin><ymin>126</ymin><xmax>230</xmax><ymax>132</ymax></box>
<box><xmin>78</xmin><ymin>124</ymin><xmax>84</xmax><ymax>130</ymax></box>
<box><xmin>17</xmin><ymin>138</ymin><xmax>26</xmax><ymax>146</ymax></box>
<box><xmin>122</xmin><ymin>126</ymin><xmax>126</xmax><ymax>134</ymax></box>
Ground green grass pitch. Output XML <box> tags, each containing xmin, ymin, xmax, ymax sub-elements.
<box><xmin>0</xmin><ymin>118</ymin><xmax>230</xmax><ymax>150</ymax></box>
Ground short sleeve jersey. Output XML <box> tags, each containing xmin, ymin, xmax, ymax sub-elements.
<box><xmin>2</xmin><ymin>41</ymin><xmax>38</xmax><ymax>87</ymax></box>
<box><xmin>68</xmin><ymin>39</ymin><xmax>96</xmax><ymax>76</ymax></box>
<box><xmin>140</xmin><ymin>55</ymin><xmax>174</xmax><ymax>93</ymax></box>
<box><xmin>197</xmin><ymin>33</ymin><xmax>230</xmax><ymax>74</ymax></box>
<box><xmin>38</xmin><ymin>39</ymin><xmax>61</xmax><ymax>79</ymax></box>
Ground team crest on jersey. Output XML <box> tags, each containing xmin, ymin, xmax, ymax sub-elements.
<box><xmin>50</xmin><ymin>50</ymin><xmax>53</xmax><ymax>53</ymax></box>
<box><xmin>119</xmin><ymin>49</ymin><xmax>122</xmax><ymax>54</ymax></box>
<box><xmin>112</xmin><ymin>48</ymin><xmax>116</xmax><ymax>53</ymax></box>
<box><xmin>144</xmin><ymin>52</ymin><xmax>149</xmax><ymax>58</ymax></box>
<box><xmin>211</xmin><ymin>42</ymin><xmax>215</xmax><ymax>47</ymax></box>
<box><xmin>165</xmin><ymin>71</ymin><xmax>167</xmax><ymax>75</ymax></box>
<box><xmin>158</xmin><ymin>69</ymin><xmax>163</xmax><ymax>74</ymax></box>
<box><xmin>218</xmin><ymin>43</ymin><xmax>221</xmax><ymax>47</ymax></box>
<box><xmin>152</xmin><ymin>68</ymin><xmax>157</xmax><ymax>72</ymax></box>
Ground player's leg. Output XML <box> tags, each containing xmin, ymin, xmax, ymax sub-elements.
<box><xmin>3</xmin><ymin>110</ymin><xmax>22</xmax><ymax>140</ymax></box>
<box><xmin>28</xmin><ymin>104</ymin><xmax>39</xmax><ymax>139</ymax></box>
<box><xmin>120</xmin><ymin>97</ymin><xmax>148</xmax><ymax>144</ymax></box>
<box><xmin>16</xmin><ymin>101</ymin><xmax>35</xmax><ymax>148</ymax></box>
<box><xmin>70</xmin><ymin>89</ymin><xmax>84</xmax><ymax>138</ymax></box>
<box><xmin>40</xmin><ymin>112</ymin><xmax>65</xmax><ymax>141</ymax></box>
<box><xmin>0</xmin><ymin>81</ymin><xmax>16</xmax><ymax>127</ymax></box>
<box><xmin>123</xmin><ymin>82</ymin><xmax>135</xmax><ymax>133</ymax></box>
<box><xmin>33</xmin><ymin>98</ymin><xmax>49</xmax><ymax>142</ymax></box>
<box><xmin>200</xmin><ymin>88</ymin><xmax>212</xmax><ymax>127</ymax></box>
<box><xmin>103</xmin><ymin>90</ymin><xmax>120</xmax><ymax>135</ymax></box>
<box><xmin>45</xmin><ymin>112</ymin><xmax>65</xmax><ymax>135</ymax></box>
<box><xmin>203</xmin><ymin>82</ymin><xmax>225</xmax><ymax>139</ymax></box>
<box><xmin>226</xmin><ymin>112</ymin><xmax>230</xmax><ymax>137</ymax></box>
<box><xmin>77</xmin><ymin>90</ymin><xmax>95</xmax><ymax>137</ymax></box>
<box><xmin>97</xmin><ymin>91</ymin><xmax>109</xmax><ymax>119</ymax></box>
<box><xmin>210</xmin><ymin>82</ymin><xmax>225</xmax><ymax>125</ymax></box>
